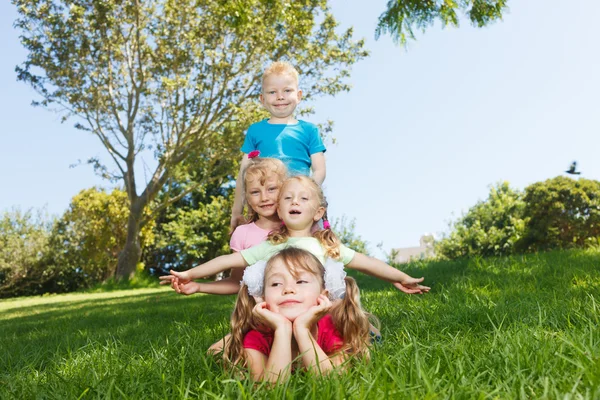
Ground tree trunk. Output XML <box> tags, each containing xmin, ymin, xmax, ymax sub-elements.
<box><xmin>115</xmin><ymin>209</ymin><xmax>142</xmax><ymax>279</ymax></box>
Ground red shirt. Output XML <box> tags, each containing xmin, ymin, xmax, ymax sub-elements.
<box><xmin>243</xmin><ymin>314</ymin><xmax>343</xmax><ymax>356</ymax></box>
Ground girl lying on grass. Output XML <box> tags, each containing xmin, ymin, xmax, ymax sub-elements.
<box><xmin>224</xmin><ymin>246</ymin><xmax>377</xmax><ymax>381</ymax></box>
<box><xmin>160</xmin><ymin>175</ymin><xmax>430</xmax><ymax>295</ymax></box>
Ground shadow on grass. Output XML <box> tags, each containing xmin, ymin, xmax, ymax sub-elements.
<box><xmin>0</xmin><ymin>290</ymin><xmax>236</xmax><ymax>373</ymax></box>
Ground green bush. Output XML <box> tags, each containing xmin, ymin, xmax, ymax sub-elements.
<box><xmin>437</xmin><ymin>177</ymin><xmax>600</xmax><ymax>260</ymax></box>
<box><xmin>518</xmin><ymin>176</ymin><xmax>600</xmax><ymax>251</ymax></box>
<box><xmin>0</xmin><ymin>208</ymin><xmax>80</xmax><ymax>297</ymax></box>
<box><xmin>436</xmin><ymin>182</ymin><xmax>526</xmax><ymax>259</ymax></box>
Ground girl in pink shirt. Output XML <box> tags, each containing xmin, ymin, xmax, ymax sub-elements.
<box><xmin>197</xmin><ymin>156</ymin><xmax>288</xmax><ymax>295</ymax></box>
<box><xmin>223</xmin><ymin>247</ymin><xmax>377</xmax><ymax>382</ymax></box>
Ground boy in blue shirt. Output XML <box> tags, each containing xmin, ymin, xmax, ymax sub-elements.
<box><xmin>230</xmin><ymin>61</ymin><xmax>326</xmax><ymax>232</ymax></box>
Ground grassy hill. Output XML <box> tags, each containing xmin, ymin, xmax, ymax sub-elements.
<box><xmin>1</xmin><ymin>249</ymin><xmax>599</xmax><ymax>399</ymax></box>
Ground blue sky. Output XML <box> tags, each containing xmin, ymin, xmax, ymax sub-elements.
<box><xmin>2</xmin><ymin>0</ymin><xmax>599</xmax><ymax>258</ymax></box>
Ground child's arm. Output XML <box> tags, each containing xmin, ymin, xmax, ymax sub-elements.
<box><xmin>310</xmin><ymin>152</ymin><xmax>326</xmax><ymax>185</ymax></box>
<box><xmin>346</xmin><ymin>253</ymin><xmax>430</xmax><ymax>294</ymax></box>
<box><xmin>230</xmin><ymin>154</ymin><xmax>252</xmax><ymax>232</ymax></box>
<box><xmin>293</xmin><ymin>295</ymin><xmax>344</xmax><ymax>374</ymax></box>
<box><xmin>246</xmin><ymin>302</ymin><xmax>294</xmax><ymax>382</ymax></box>
<box><xmin>159</xmin><ymin>253</ymin><xmax>248</xmax><ymax>293</ymax></box>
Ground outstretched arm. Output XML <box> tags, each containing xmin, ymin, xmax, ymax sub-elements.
<box><xmin>159</xmin><ymin>252</ymin><xmax>248</xmax><ymax>292</ymax></box>
<box><xmin>346</xmin><ymin>253</ymin><xmax>430</xmax><ymax>294</ymax></box>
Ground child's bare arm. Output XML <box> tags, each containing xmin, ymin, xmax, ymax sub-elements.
<box><xmin>346</xmin><ymin>253</ymin><xmax>430</xmax><ymax>294</ymax></box>
<box><xmin>159</xmin><ymin>253</ymin><xmax>247</xmax><ymax>285</ymax></box>
<box><xmin>310</xmin><ymin>152</ymin><xmax>326</xmax><ymax>185</ymax></box>
<box><xmin>230</xmin><ymin>154</ymin><xmax>252</xmax><ymax>232</ymax></box>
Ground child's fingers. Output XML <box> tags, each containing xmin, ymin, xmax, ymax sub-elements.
<box><xmin>393</xmin><ymin>282</ymin><xmax>424</xmax><ymax>294</ymax></box>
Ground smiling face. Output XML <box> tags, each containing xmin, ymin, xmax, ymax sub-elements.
<box><xmin>277</xmin><ymin>178</ymin><xmax>325</xmax><ymax>230</ymax></box>
<box><xmin>245</xmin><ymin>174</ymin><xmax>280</xmax><ymax>219</ymax></box>
<box><xmin>263</xmin><ymin>256</ymin><xmax>324</xmax><ymax>322</ymax></box>
<box><xmin>260</xmin><ymin>73</ymin><xmax>302</xmax><ymax>121</ymax></box>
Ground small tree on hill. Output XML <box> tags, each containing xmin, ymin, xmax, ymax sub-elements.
<box><xmin>436</xmin><ymin>181</ymin><xmax>526</xmax><ymax>259</ymax></box>
<box><xmin>518</xmin><ymin>176</ymin><xmax>600</xmax><ymax>251</ymax></box>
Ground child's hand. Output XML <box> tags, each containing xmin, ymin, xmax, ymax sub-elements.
<box><xmin>253</xmin><ymin>302</ymin><xmax>292</xmax><ymax>331</ymax></box>
<box><xmin>159</xmin><ymin>270</ymin><xmax>192</xmax><ymax>293</ymax></box>
<box><xmin>393</xmin><ymin>277</ymin><xmax>430</xmax><ymax>294</ymax></box>
<box><xmin>293</xmin><ymin>294</ymin><xmax>332</xmax><ymax>333</ymax></box>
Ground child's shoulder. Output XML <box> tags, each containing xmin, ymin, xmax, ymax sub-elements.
<box><xmin>297</xmin><ymin>120</ymin><xmax>319</xmax><ymax>131</ymax></box>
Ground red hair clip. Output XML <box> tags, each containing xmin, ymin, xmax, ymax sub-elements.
<box><xmin>248</xmin><ymin>150</ymin><xmax>260</xmax><ymax>159</ymax></box>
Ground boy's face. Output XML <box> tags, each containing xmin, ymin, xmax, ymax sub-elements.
<box><xmin>260</xmin><ymin>73</ymin><xmax>302</xmax><ymax>120</ymax></box>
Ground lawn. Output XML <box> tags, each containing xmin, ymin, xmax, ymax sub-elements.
<box><xmin>1</xmin><ymin>249</ymin><xmax>599</xmax><ymax>399</ymax></box>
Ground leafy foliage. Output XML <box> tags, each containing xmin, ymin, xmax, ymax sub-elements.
<box><xmin>436</xmin><ymin>181</ymin><xmax>527</xmax><ymax>259</ymax></box>
<box><xmin>519</xmin><ymin>176</ymin><xmax>600</xmax><ymax>252</ymax></box>
<box><xmin>376</xmin><ymin>0</ymin><xmax>508</xmax><ymax>45</ymax></box>
<box><xmin>48</xmin><ymin>187</ymin><xmax>155</xmax><ymax>283</ymax></box>
<box><xmin>144</xmin><ymin>193</ymin><xmax>232</xmax><ymax>274</ymax></box>
<box><xmin>437</xmin><ymin>177</ymin><xmax>600</xmax><ymax>259</ymax></box>
<box><xmin>0</xmin><ymin>208</ymin><xmax>79</xmax><ymax>298</ymax></box>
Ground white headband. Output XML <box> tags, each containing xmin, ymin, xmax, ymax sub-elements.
<box><xmin>241</xmin><ymin>258</ymin><xmax>347</xmax><ymax>300</ymax></box>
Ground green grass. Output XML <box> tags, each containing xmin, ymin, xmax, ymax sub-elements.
<box><xmin>2</xmin><ymin>249</ymin><xmax>600</xmax><ymax>399</ymax></box>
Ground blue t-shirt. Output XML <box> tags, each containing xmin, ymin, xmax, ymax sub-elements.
<box><xmin>241</xmin><ymin>119</ymin><xmax>326</xmax><ymax>176</ymax></box>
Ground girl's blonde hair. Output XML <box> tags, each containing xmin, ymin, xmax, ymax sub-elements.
<box><xmin>239</xmin><ymin>158</ymin><xmax>288</xmax><ymax>225</ymax></box>
<box><xmin>223</xmin><ymin>247</ymin><xmax>377</xmax><ymax>366</ymax></box>
<box><xmin>269</xmin><ymin>175</ymin><xmax>341</xmax><ymax>259</ymax></box>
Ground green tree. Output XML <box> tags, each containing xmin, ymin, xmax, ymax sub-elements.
<box><xmin>144</xmin><ymin>191</ymin><xmax>232</xmax><ymax>274</ymax></box>
<box><xmin>49</xmin><ymin>187</ymin><xmax>155</xmax><ymax>283</ymax></box>
<box><xmin>14</xmin><ymin>0</ymin><xmax>368</xmax><ymax>278</ymax></box>
<box><xmin>376</xmin><ymin>0</ymin><xmax>508</xmax><ymax>45</ymax></box>
<box><xmin>436</xmin><ymin>181</ymin><xmax>526</xmax><ymax>259</ymax></box>
<box><xmin>519</xmin><ymin>177</ymin><xmax>600</xmax><ymax>251</ymax></box>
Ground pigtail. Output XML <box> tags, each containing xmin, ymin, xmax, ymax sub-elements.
<box><xmin>223</xmin><ymin>284</ymin><xmax>257</xmax><ymax>367</ymax></box>
<box><xmin>312</xmin><ymin>209</ymin><xmax>342</xmax><ymax>260</ymax></box>
<box><xmin>330</xmin><ymin>277</ymin><xmax>378</xmax><ymax>359</ymax></box>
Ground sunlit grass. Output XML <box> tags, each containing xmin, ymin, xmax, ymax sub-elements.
<box><xmin>1</xmin><ymin>249</ymin><xmax>599</xmax><ymax>398</ymax></box>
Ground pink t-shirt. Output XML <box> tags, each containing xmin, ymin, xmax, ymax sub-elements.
<box><xmin>243</xmin><ymin>314</ymin><xmax>343</xmax><ymax>356</ymax></box>
<box><xmin>230</xmin><ymin>222</ymin><xmax>272</xmax><ymax>252</ymax></box>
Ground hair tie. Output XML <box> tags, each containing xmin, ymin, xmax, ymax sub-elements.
<box><xmin>241</xmin><ymin>260</ymin><xmax>267</xmax><ymax>297</ymax></box>
<box><xmin>248</xmin><ymin>150</ymin><xmax>260</xmax><ymax>159</ymax></box>
<box><xmin>323</xmin><ymin>220</ymin><xmax>331</xmax><ymax>230</ymax></box>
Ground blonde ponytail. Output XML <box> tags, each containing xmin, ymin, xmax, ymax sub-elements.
<box><xmin>223</xmin><ymin>285</ymin><xmax>258</xmax><ymax>366</ymax></box>
<box><xmin>330</xmin><ymin>277</ymin><xmax>378</xmax><ymax>359</ymax></box>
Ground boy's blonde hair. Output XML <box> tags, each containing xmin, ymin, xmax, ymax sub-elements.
<box><xmin>262</xmin><ymin>61</ymin><xmax>299</xmax><ymax>87</ymax></box>
<box><xmin>223</xmin><ymin>247</ymin><xmax>377</xmax><ymax>367</ymax></box>
<box><xmin>241</xmin><ymin>158</ymin><xmax>288</xmax><ymax>224</ymax></box>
